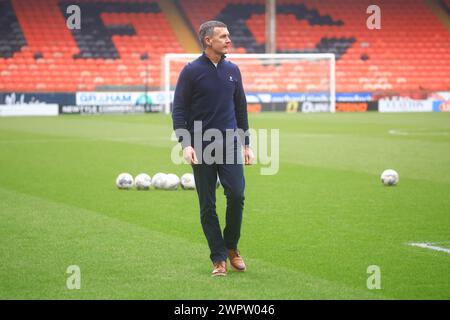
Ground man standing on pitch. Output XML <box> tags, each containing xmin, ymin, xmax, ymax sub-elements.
<box><xmin>172</xmin><ymin>20</ymin><xmax>254</xmax><ymax>277</ymax></box>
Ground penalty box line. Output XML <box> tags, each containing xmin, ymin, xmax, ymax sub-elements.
<box><xmin>408</xmin><ymin>242</ymin><xmax>450</xmax><ymax>254</ymax></box>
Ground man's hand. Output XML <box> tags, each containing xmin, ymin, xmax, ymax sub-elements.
<box><xmin>244</xmin><ymin>146</ymin><xmax>254</xmax><ymax>165</ymax></box>
<box><xmin>183</xmin><ymin>146</ymin><xmax>198</xmax><ymax>165</ymax></box>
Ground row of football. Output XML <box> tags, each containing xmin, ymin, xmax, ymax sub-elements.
<box><xmin>115</xmin><ymin>172</ymin><xmax>220</xmax><ymax>190</ymax></box>
<box><xmin>116</xmin><ymin>169</ymin><xmax>399</xmax><ymax>190</ymax></box>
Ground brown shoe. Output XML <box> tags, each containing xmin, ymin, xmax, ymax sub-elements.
<box><xmin>211</xmin><ymin>261</ymin><xmax>227</xmax><ymax>277</ymax></box>
<box><xmin>227</xmin><ymin>249</ymin><xmax>246</xmax><ymax>272</ymax></box>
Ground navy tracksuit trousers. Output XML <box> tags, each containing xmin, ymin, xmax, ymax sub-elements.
<box><xmin>192</xmin><ymin>140</ymin><xmax>245</xmax><ymax>263</ymax></box>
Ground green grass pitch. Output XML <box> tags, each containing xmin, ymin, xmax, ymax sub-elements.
<box><xmin>0</xmin><ymin>112</ymin><xmax>449</xmax><ymax>299</ymax></box>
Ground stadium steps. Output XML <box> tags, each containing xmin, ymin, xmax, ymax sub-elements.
<box><xmin>158</xmin><ymin>0</ymin><xmax>200</xmax><ymax>53</ymax></box>
<box><xmin>425</xmin><ymin>0</ymin><xmax>450</xmax><ymax>32</ymax></box>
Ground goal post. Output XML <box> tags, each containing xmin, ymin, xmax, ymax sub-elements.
<box><xmin>163</xmin><ymin>53</ymin><xmax>335</xmax><ymax>114</ymax></box>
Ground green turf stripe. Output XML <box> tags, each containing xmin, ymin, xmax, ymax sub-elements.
<box><xmin>0</xmin><ymin>187</ymin><xmax>387</xmax><ymax>299</ymax></box>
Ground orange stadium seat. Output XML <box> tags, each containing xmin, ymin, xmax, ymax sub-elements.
<box><xmin>0</xmin><ymin>0</ymin><xmax>182</xmax><ymax>92</ymax></box>
<box><xmin>178</xmin><ymin>0</ymin><xmax>450</xmax><ymax>93</ymax></box>
<box><xmin>0</xmin><ymin>0</ymin><xmax>449</xmax><ymax>93</ymax></box>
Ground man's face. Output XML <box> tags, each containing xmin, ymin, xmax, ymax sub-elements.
<box><xmin>206</xmin><ymin>27</ymin><xmax>232</xmax><ymax>54</ymax></box>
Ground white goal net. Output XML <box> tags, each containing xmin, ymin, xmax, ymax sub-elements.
<box><xmin>163</xmin><ymin>53</ymin><xmax>335</xmax><ymax>114</ymax></box>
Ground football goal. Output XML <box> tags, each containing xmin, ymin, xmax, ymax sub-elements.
<box><xmin>163</xmin><ymin>53</ymin><xmax>335</xmax><ymax>114</ymax></box>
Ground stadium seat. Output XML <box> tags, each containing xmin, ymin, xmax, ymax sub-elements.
<box><xmin>178</xmin><ymin>0</ymin><xmax>450</xmax><ymax>92</ymax></box>
<box><xmin>0</xmin><ymin>0</ymin><xmax>449</xmax><ymax>93</ymax></box>
<box><xmin>0</xmin><ymin>0</ymin><xmax>183</xmax><ymax>92</ymax></box>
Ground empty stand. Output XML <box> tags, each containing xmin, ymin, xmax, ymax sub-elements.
<box><xmin>0</xmin><ymin>0</ymin><xmax>27</xmax><ymax>59</ymax></box>
<box><xmin>0</xmin><ymin>0</ymin><xmax>449</xmax><ymax>93</ymax></box>
<box><xmin>0</xmin><ymin>0</ymin><xmax>183</xmax><ymax>92</ymax></box>
<box><xmin>178</xmin><ymin>0</ymin><xmax>450</xmax><ymax>92</ymax></box>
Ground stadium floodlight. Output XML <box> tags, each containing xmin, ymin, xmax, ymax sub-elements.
<box><xmin>163</xmin><ymin>53</ymin><xmax>335</xmax><ymax>114</ymax></box>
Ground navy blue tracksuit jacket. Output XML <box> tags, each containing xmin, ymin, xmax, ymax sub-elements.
<box><xmin>171</xmin><ymin>52</ymin><xmax>249</xmax><ymax>263</ymax></box>
<box><xmin>172</xmin><ymin>53</ymin><xmax>249</xmax><ymax>148</ymax></box>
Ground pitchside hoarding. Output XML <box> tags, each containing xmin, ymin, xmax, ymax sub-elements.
<box><xmin>60</xmin><ymin>104</ymin><xmax>163</xmax><ymax>114</ymax></box>
<box><xmin>75</xmin><ymin>91</ymin><xmax>343</xmax><ymax>113</ymax></box>
<box><xmin>76</xmin><ymin>91</ymin><xmax>172</xmax><ymax>106</ymax></box>
<box><xmin>0</xmin><ymin>92</ymin><xmax>62</xmax><ymax>116</ymax></box>
<box><xmin>0</xmin><ymin>92</ymin><xmax>75</xmax><ymax>106</ymax></box>
<box><xmin>250</xmin><ymin>101</ymin><xmax>378</xmax><ymax>113</ymax></box>
<box><xmin>247</xmin><ymin>92</ymin><xmax>375</xmax><ymax>113</ymax></box>
<box><xmin>379</xmin><ymin>97</ymin><xmax>433</xmax><ymax>113</ymax></box>
<box><xmin>67</xmin><ymin>91</ymin><xmax>171</xmax><ymax>114</ymax></box>
<box><xmin>433</xmin><ymin>101</ymin><xmax>450</xmax><ymax>112</ymax></box>
<box><xmin>6</xmin><ymin>91</ymin><xmax>450</xmax><ymax>114</ymax></box>
<box><xmin>430</xmin><ymin>91</ymin><xmax>450</xmax><ymax>112</ymax></box>
<box><xmin>0</xmin><ymin>104</ymin><xmax>59</xmax><ymax>116</ymax></box>
<box><xmin>335</xmin><ymin>102</ymin><xmax>378</xmax><ymax>112</ymax></box>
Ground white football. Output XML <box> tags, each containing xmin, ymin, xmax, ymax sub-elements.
<box><xmin>180</xmin><ymin>173</ymin><xmax>195</xmax><ymax>190</ymax></box>
<box><xmin>135</xmin><ymin>173</ymin><xmax>152</xmax><ymax>190</ymax></box>
<box><xmin>116</xmin><ymin>173</ymin><xmax>134</xmax><ymax>189</ymax></box>
<box><xmin>165</xmin><ymin>173</ymin><xmax>180</xmax><ymax>190</ymax></box>
<box><xmin>152</xmin><ymin>173</ymin><xmax>167</xmax><ymax>189</ymax></box>
<box><xmin>381</xmin><ymin>169</ymin><xmax>399</xmax><ymax>186</ymax></box>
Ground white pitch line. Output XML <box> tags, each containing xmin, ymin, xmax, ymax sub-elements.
<box><xmin>389</xmin><ymin>129</ymin><xmax>410</xmax><ymax>136</ymax></box>
<box><xmin>389</xmin><ymin>129</ymin><xmax>450</xmax><ymax>136</ymax></box>
<box><xmin>408</xmin><ymin>242</ymin><xmax>450</xmax><ymax>254</ymax></box>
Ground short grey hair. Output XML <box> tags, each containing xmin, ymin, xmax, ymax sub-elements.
<box><xmin>198</xmin><ymin>20</ymin><xmax>227</xmax><ymax>49</ymax></box>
